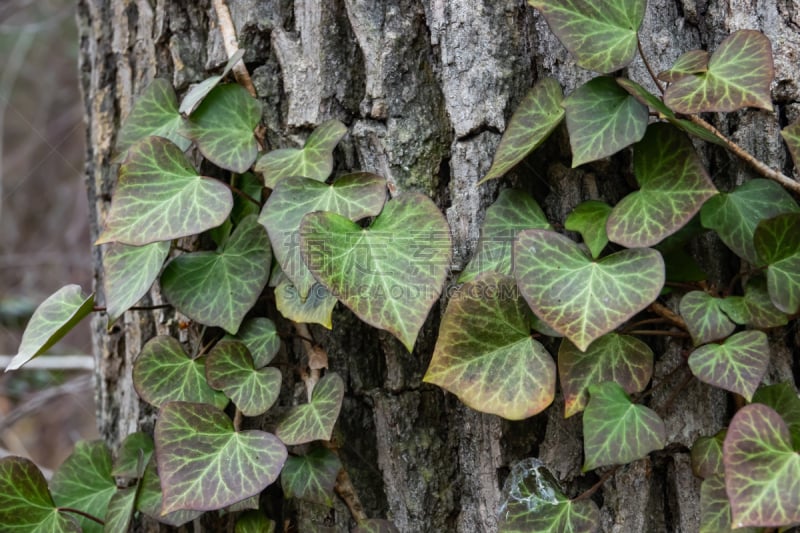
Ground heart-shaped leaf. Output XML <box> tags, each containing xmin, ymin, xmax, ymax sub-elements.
<box><xmin>206</xmin><ymin>340</ymin><xmax>281</xmax><ymax>417</ymax></box>
<box><xmin>781</xmin><ymin>120</ymin><xmax>800</xmax><ymax>169</ymax></box>
<box><xmin>721</xmin><ymin>277</ymin><xmax>789</xmax><ymax>328</ymax></box>
<box><xmin>137</xmin><ymin>459</ymin><xmax>202</xmax><ymax>526</ymax></box>
<box><xmin>180</xmin><ymin>83</ymin><xmax>262</xmax><ymax>173</ymax></box>
<box><xmin>582</xmin><ymin>381</ymin><xmax>666</xmax><ymax>470</ymax></box>
<box><xmin>155</xmin><ymin>401</ymin><xmax>287</xmax><ymax>513</ymax></box>
<box><xmin>479</xmin><ymin>78</ymin><xmax>565</xmax><ymax>183</ymax></box>
<box><xmin>724</xmin><ymin>404</ymin><xmax>800</xmax><ymax>527</ymax></box>
<box><xmin>50</xmin><ymin>441</ymin><xmax>116</xmax><ymax>533</ymax></box>
<box><xmin>96</xmin><ymin>136</ymin><xmax>233</xmax><ymax>245</ymax></box>
<box><xmin>558</xmin><ymin>333</ymin><xmax>653</xmax><ymax>418</ymax></box>
<box><xmin>224</xmin><ymin>317</ymin><xmax>280</xmax><ymax>369</ymax></box>
<box><xmin>102</xmin><ymin>241</ymin><xmax>170</xmax><ymax>324</ymax></box>
<box><xmin>424</xmin><ymin>275</ymin><xmax>556</xmax><ymax>420</ymax></box>
<box><xmin>7</xmin><ymin>285</ymin><xmax>94</xmax><ymax>371</ymax></box>
<box><xmin>514</xmin><ymin>229</ymin><xmax>664</xmax><ymax>351</ymax></box>
<box><xmin>104</xmin><ymin>487</ymin><xmax>137</xmax><ymax>533</ymax></box>
<box><xmin>688</xmin><ymin>330</ymin><xmax>769</xmax><ymax>401</ymax></box>
<box><xmin>112</xmin><ymin>431</ymin><xmax>154</xmax><ymax>478</ymax></box>
<box><xmin>133</xmin><ymin>335</ymin><xmax>228</xmax><ymax>409</ymax></box>
<box><xmin>300</xmin><ymin>193</ymin><xmax>452</xmax><ymax>351</ymax></box>
<box><xmin>701</xmin><ymin>179</ymin><xmax>799</xmax><ymax>264</ymax></box>
<box><xmin>256</xmin><ymin>120</ymin><xmax>347</xmax><ymax>188</ymax></box>
<box><xmin>236</xmin><ymin>511</ymin><xmax>277</xmax><ymax>533</ymax></box>
<box><xmin>691</xmin><ymin>430</ymin><xmax>726</xmax><ymax>479</ymax></box>
<box><xmin>161</xmin><ymin>215</ymin><xmax>272</xmax><ymax>334</ymax></box>
<box><xmin>180</xmin><ymin>49</ymin><xmax>245</xmax><ymax>116</ymax></box>
<box><xmin>755</xmin><ymin>213</ymin><xmax>800</xmax><ymax>314</ymax></box>
<box><xmin>607</xmin><ymin>123</ymin><xmax>718</xmax><ymax>247</ymax></box>
<box><xmin>274</xmin><ymin>271</ymin><xmax>338</xmax><ymax>328</ymax></box>
<box><xmin>657</xmin><ymin>50</ymin><xmax>709</xmax><ymax>82</ymax></box>
<box><xmin>665</xmin><ymin>30</ymin><xmax>774</xmax><ymax>113</ymax></box>
<box><xmin>459</xmin><ymin>189</ymin><xmax>550</xmax><ymax>283</ymax></box>
<box><xmin>679</xmin><ymin>291</ymin><xmax>736</xmax><ymax>346</ymax></box>
<box><xmin>752</xmin><ymin>382</ymin><xmax>800</xmax><ymax>451</ymax></box>
<box><xmin>260</xmin><ymin>173</ymin><xmax>386</xmax><ymax>299</ymax></box>
<box><xmin>562</xmin><ymin>77</ymin><xmax>648</xmax><ymax>167</ymax></box>
<box><xmin>564</xmin><ymin>200</ymin><xmax>612</xmax><ymax>259</ymax></box>
<box><xmin>275</xmin><ymin>372</ymin><xmax>345</xmax><ymax>445</ymax></box>
<box><xmin>699</xmin><ymin>474</ymin><xmax>759</xmax><ymax>533</ymax></box>
<box><xmin>281</xmin><ymin>447</ymin><xmax>342</xmax><ymax>506</ymax></box>
<box><xmin>0</xmin><ymin>457</ymin><xmax>80</xmax><ymax>532</ymax></box>
<box><xmin>115</xmin><ymin>78</ymin><xmax>191</xmax><ymax>161</ymax></box>
<box><xmin>527</xmin><ymin>0</ymin><xmax>645</xmax><ymax>73</ymax></box>
<box><xmin>354</xmin><ymin>520</ymin><xmax>401</xmax><ymax>533</ymax></box>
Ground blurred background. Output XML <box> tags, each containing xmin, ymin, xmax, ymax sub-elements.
<box><xmin>0</xmin><ymin>0</ymin><xmax>97</xmax><ymax>473</ymax></box>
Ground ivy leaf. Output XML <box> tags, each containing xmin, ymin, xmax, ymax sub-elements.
<box><xmin>657</xmin><ymin>50</ymin><xmax>709</xmax><ymax>82</ymax></box>
<box><xmin>275</xmin><ymin>372</ymin><xmax>345</xmax><ymax>445</ymax></box>
<box><xmin>50</xmin><ymin>441</ymin><xmax>117</xmax><ymax>533</ymax></box>
<box><xmin>96</xmin><ymin>136</ymin><xmax>233</xmax><ymax>246</ymax></box>
<box><xmin>6</xmin><ymin>285</ymin><xmax>94</xmax><ymax>371</ymax></box>
<box><xmin>300</xmin><ymin>193</ymin><xmax>452</xmax><ymax>351</ymax></box>
<box><xmin>606</xmin><ymin>123</ymin><xmax>717</xmax><ymax>247</ymax></box>
<box><xmin>155</xmin><ymin>401</ymin><xmax>287</xmax><ymax>513</ymax></box>
<box><xmin>137</xmin><ymin>459</ymin><xmax>202</xmax><ymax>527</ymax></box>
<box><xmin>0</xmin><ymin>457</ymin><xmax>80</xmax><ymax>533</ymax></box>
<box><xmin>721</xmin><ymin>278</ymin><xmax>789</xmax><ymax>328</ymax></box>
<box><xmin>582</xmin><ymin>381</ymin><xmax>666</xmax><ymax>470</ymax></box>
<box><xmin>459</xmin><ymin>189</ymin><xmax>550</xmax><ymax>283</ymax></box>
<box><xmin>558</xmin><ymin>333</ymin><xmax>653</xmax><ymax>418</ymax></box>
<box><xmin>688</xmin><ymin>330</ymin><xmax>769</xmax><ymax>401</ymax></box>
<box><xmin>479</xmin><ymin>78</ymin><xmax>564</xmax><ymax>183</ymax></box>
<box><xmin>112</xmin><ymin>431</ymin><xmax>154</xmax><ymax>478</ymax></box>
<box><xmin>699</xmin><ymin>474</ymin><xmax>760</xmax><ymax>533</ymax></box>
<box><xmin>527</xmin><ymin>0</ymin><xmax>645</xmax><ymax>73</ymax></box>
<box><xmin>281</xmin><ymin>447</ymin><xmax>342</xmax><ymax>506</ymax></box>
<box><xmin>180</xmin><ymin>49</ymin><xmax>245</xmax><ymax>116</ymax></box>
<box><xmin>353</xmin><ymin>520</ymin><xmax>401</xmax><ymax>533</ymax></box>
<box><xmin>224</xmin><ymin>317</ymin><xmax>281</xmax><ymax>369</ymax></box>
<box><xmin>424</xmin><ymin>275</ymin><xmax>556</xmax><ymax>420</ymax></box>
<box><xmin>754</xmin><ymin>213</ymin><xmax>800</xmax><ymax>314</ymax></box>
<box><xmin>115</xmin><ymin>78</ymin><xmax>191</xmax><ymax>161</ymax></box>
<box><xmin>133</xmin><ymin>335</ymin><xmax>228</xmax><ymax>409</ymax></box>
<box><xmin>691</xmin><ymin>430</ymin><xmax>726</xmax><ymax>479</ymax></box>
<box><xmin>102</xmin><ymin>241</ymin><xmax>170</xmax><ymax>324</ymax></box>
<box><xmin>781</xmin><ymin>120</ymin><xmax>800</xmax><ymax>169</ymax></box>
<box><xmin>665</xmin><ymin>30</ymin><xmax>774</xmax><ymax>114</ymax></box>
<box><xmin>562</xmin><ymin>77</ymin><xmax>649</xmax><ymax>167</ymax></box>
<box><xmin>236</xmin><ymin>510</ymin><xmax>277</xmax><ymax>533</ymax></box>
<box><xmin>514</xmin><ymin>229</ymin><xmax>664</xmax><ymax>351</ymax></box>
<box><xmin>180</xmin><ymin>84</ymin><xmax>262</xmax><ymax>173</ymax></box>
<box><xmin>256</xmin><ymin>120</ymin><xmax>347</xmax><ymax>188</ymax></box>
<box><xmin>724</xmin><ymin>404</ymin><xmax>800</xmax><ymax>527</ymax></box>
<box><xmin>103</xmin><ymin>487</ymin><xmax>137</xmax><ymax>533</ymax></box>
<box><xmin>274</xmin><ymin>271</ymin><xmax>338</xmax><ymax>329</ymax></box>
<box><xmin>161</xmin><ymin>215</ymin><xmax>272</xmax><ymax>334</ymax></box>
<box><xmin>752</xmin><ymin>382</ymin><xmax>800</xmax><ymax>451</ymax></box>
<box><xmin>679</xmin><ymin>291</ymin><xmax>736</xmax><ymax>346</ymax></box>
<box><xmin>259</xmin><ymin>172</ymin><xmax>386</xmax><ymax>299</ymax></box>
<box><xmin>206</xmin><ymin>340</ymin><xmax>281</xmax><ymax>417</ymax></box>
<box><xmin>564</xmin><ymin>200</ymin><xmax>612</xmax><ymax>259</ymax></box>
<box><xmin>700</xmin><ymin>179</ymin><xmax>799</xmax><ymax>264</ymax></box>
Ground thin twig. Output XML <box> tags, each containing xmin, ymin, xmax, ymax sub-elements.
<box><xmin>627</xmin><ymin>329</ymin><xmax>690</xmax><ymax>338</ymax></box>
<box><xmin>621</xmin><ymin>317</ymin><xmax>674</xmax><ymax>332</ymax></box>
<box><xmin>233</xmin><ymin>408</ymin><xmax>243</xmax><ymax>431</ymax></box>
<box><xmin>637</xmin><ymin>36</ymin><xmax>665</xmax><ymax>94</ymax></box>
<box><xmin>58</xmin><ymin>507</ymin><xmax>105</xmax><ymax>525</ymax></box>
<box><xmin>649</xmin><ymin>302</ymin><xmax>688</xmax><ymax>330</ymax></box>
<box><xmin>223</xmin><ymin>181</ymin><xmax>261</xmax><ymax>207</ymax></box>
<box><xmin>212</xmin><ymin>0</ymin><xmax>257</xmax><ymax>97</ymax></box>
<box><xmin>334</xmin><ymin>467</ymin><xmax>368</xmax><ymax>522</ymax></box>
<box><xmin>93</xmin><ymin>304</ymin><xmax>172</xmax><ymax>313</ymax></box>
<box><xmin>572</xmin><ymin>466</ymin><xmax>621</xmax><ymax>502</ymax></box>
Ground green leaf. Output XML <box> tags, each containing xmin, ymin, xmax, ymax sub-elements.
<box><xmin>562</xmin><ymin>77</ymin><xmax>649</xmax><ymax>167</ymax></box>
<box><xmin>688</xmin><ymin>330</ymin><xmax>769</xmax><ymax>401</ymax></box>
<box><xmin>50</xmin><ymin>441</ymin><xmax>117</xmax><ymax>533</ymax></box>
<box><xmin>527</xmin><ymin>0</ymin><xmax>645</xmax><ymax>73</ymax></box>
<box><xmin>115</xmin><ymin>78</ymin><xmax>191</xmax><ymax>161</ymax></box>
<box><xmin>564</xmin><ymin>200</ymin><xmax>612</xmax><ymax>259</ymax></box>
<box><xmin>353</xmin><ymin>520</ymin><xmax>401</xmax><ymax>533</ymax></box>
<box><xmin>665</xmin><ymin>30</ymin><xmax>774</xmax><ymax>113</ymax></box>
<box><xmin>606</xmin><ymin>123</ymin><xmax>718</xmax><ymax>247</ymax></box>
<box><xmin>514</xmin><ymin>229</ymin><xmax>664</xmax><ymax>351</ymax></box>
<box><xmin>102</xmin><ymin>241</ymin><xmax>170</xmax><ymax>324</ymax></box>
<box><xmin>679</xmin><ymin>291</ymin><xmax>736</xmax><ymax>346</ymax></box>
<box><xmin>224</xmin><ymin>317</ymin><xmax>281</xmax><ymax>369</ymax></box>
<box><xmin>256</xmin><ymin>119</ymin><xmax>347</xmax><ymax>188</ymax></box>
<box><xmin>460</xmin><ymin>189</ymin><xmax>550</xmax><ymax>283</ymax></box>
<box><xmin>137</xmin><ymin>459</ymin><xmax>202</xmax><ymax>527</ymax></box>
<box><xmin>700</xmin><ymin>474</ymin><xmax>760</xmax><ymax>533</ymax></box>
<box><xmin>155</xmin><ymin>401</ymin><xmax>287</xmax><ymax>513</ymax></box>
<box><xmin>657</xmin><ymin>50</ymin><xmax>709</xmax><ymax>82</ymax></box>
<box><xmin>161</xmin><ymin>215</ymin><xmax>272</xmax><ymax>334</ymax></box>
<box><xmin>112</xmin><ymin>431</ymin><xmax>154</xmax><ymax>478</ymax></box>
<box><xmin>479</xmin><ymin>78</ymin><xmax>565</xmax><ymax>183</ymax></box>
<box><xmin>6</xmin><ymin>285</ymin><xmax>94</xmax><ymax>371</ymax></box>
<box><xmin>755</xmin><ymin>213</ymin><xmax>800</xmax><ymax>314</ymax></box>
<box><xmin>0</xmin><ymin>457</ymin><xmax>80</xmax><ymax>533</ymax></box>
<box><xmin>206</xmin><ymin>339</ymin><xmax>281</xmax><ymax>416</ymax></box>
<box><xmin>103</xmin><ymin>487</ymin><xmax>137</xmax><ymax>533</ymax></box>
<box><xmin>582</xmin><ymin>382</ymin><xmax>666</xmax><ymax>470</ymax></box>
<box><xmin>724</xmin><ymin>404</ymin><xmax>800</xmax><ymax>527</ymax></box>
<box><xmin>558</xmin><ymin>333</ymin><xmax>653</xmax><ymax>418</ymax></box>
<box><xmin>300</xmin><ymin>193</ymin><xmax>452</xmax><ymax>351</ymax></box>
<box><xmin>180</xmin><ymin>84</ymin><xmax>263</xmax><ymax>173</ymax></box>
<box><xmin>781</xmin><ymin>120</ymin><xmax>800</xmax><ymax>169</ymax></box>
<box><xmin>180</xmin><ymin>49</ymin><xmax>245</xmax><ymax>116</ymax></box>
<box><xmin>275</xmin><ymin>372</ymin><xmax>345</xmax><ymax>445</ymax></box>
<box><xmin>700</xmin><ymin>179</ymin><xmax>799</xmax><ymax>264</ymax></box>
<box><xmin>721</xmin><ymin>278</ymin><xmax>789</xmax><ymax>328</ymax></box>
<box><xmin>259</xmin><ymin>172</ymin><xmax>386</xmax><ymax>299</ymax></box>
<box><xmin>424</xmin><ymin>275</ymin><xmax>556</xmax><ymax>420</ymax></box>
<box><xmin>281</xmin><ymin>447</ymin><xmax>342</xmax><ymax>506</ymax></box>
<box><xmin>691</xmin><ymin>430</ymin><xmax>726</xmax><ymax>479</ymax></box>
<box><xmin>236</xmin><ymin>511</ymin><xmax>277</xmax><ymax>533</ymax></box>
<box><xmin>96</xmin><ymin>136</ymin><xmax>233</xmax><ymax>245</ymax></box>
<box><xmin>752</xmin><ymin>382</ymin><xmax>800</xmax><ymax>451</ymax></box>
<box><xmin>133</xmin><ymin>335</ymin><xmax>228</xmax><ymax>409</ymax></box>
<box><xmin>274</xmin><ymin>271</ymin><xmax>338</xmax><ymax>329</ymax></box>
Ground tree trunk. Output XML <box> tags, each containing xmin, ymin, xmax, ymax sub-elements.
<box><xmin>77</xmin><ymin>1</ymin><xmax>800</xmax><ymax>531</ymax></box>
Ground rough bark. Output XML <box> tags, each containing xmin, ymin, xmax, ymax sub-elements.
<box><xmin>78</xmin><ymin>1</ymin><xmax>800</xmax><ymax>531</ymax></box>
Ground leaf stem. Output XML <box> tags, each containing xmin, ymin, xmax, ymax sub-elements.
<box><xmin>58</xmin><ymin>507</ymin><xmax>105</xmax><ymax>525</ymax></box>
<box><xmin>93</xmin><ymin>303</ymin><xmax>172</xmax><ymax>313</ymax></box>
<box><xmin>221</xmin><ymin>180</ymin><xmax>262</xmax><ymax>207</ymax></box>
<box><xmin>572</xmin><ymin>465</ymin><xmax>620</xmax><ymax>502</ymax></box>
<box><xmin>233</xmin><ymin>408</ymin><xmax>243</xmax><ymax>431</ymax></box>
<box><xmin>621</xmin><ymin>317</ymin><xmax>674</xmax><ymax>332</ymax></box>
<box><xmin>627</xmin><ymin>329</ymin><xmax>691</xmax><ymax>338</ymax></box>
<box><xmin>334</xmin><ymin>466</ymin><xmax>368</xmax><ymax>522</ymax></box>
<box><xmin>648</xmin><ymin>302</ymin><xmax>688</xmax><ymax>330</ymax></box>
<box><xmin>637</xmin><ymin>36</ymin><xmax>665</xmax><ymax>94</ymax></box>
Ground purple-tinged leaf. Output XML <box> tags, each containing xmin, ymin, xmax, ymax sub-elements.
<box><xmin>754</xmin><ymin>213</ymin><xmax>800</xmax><ymax>314</ymax></box>
<box><xmin>224</xmin><ymin>317</ymin><xmax>281</xmax><ymax>369</ymax></box>
<box><xmin>137</xmin><ymin>459</ymin><xmax>202</xmax><ymax>526</ymax></box>
<box><xmin>691</xmin><ymin>430</ymin><xmax>726</xmax><ymax>479</ymax></box>
<box><xmin>721</xmin><ymin>277</ymin><xmax>789</xmax><ymax>329</ymax></box>
<box><xmin>564</xmin><ymin>200</ymin><xmax>612</xmax><ymax>259</ymax></box>
<box><xmin>274</xmin><ymin>270</ymin><xmax>338</xmax><ymax>328</ymax></box>
<box><xmin>281</xmin><ymin>447</ymin><xmax>342</xmax><ymax>506</ymax></box>
<box><xmin>275</xmin><ymin>373</ymin><xmax>345</xmax><ymax>445</ymax></box>
<box><xmin>679</xmin><ymin>291</ymin><xmax>736</xmax><ymax>346</ymax></box>
<box><xmin>753</xmin><ymin>382</ymin><xmax>800</xmax><ymax>450</ymax></box>
<box><xmin>781</xmin><ymin>120</ymin><xmax>800</xmax><ymax>169</ymax></box>
<box><xmin>699</xmin><ymin>474</ymin><xmax>759</xmax><ymax>533</ymax></box>
<box><xmin>688</xmin><ymin>330</ymin><xmax>769</xmax><ymax>401</ymax></box>
<box><xmin>658</xmin><ymin>50</ymin><xmax>709</xmax><ymax>82</ymax></box>
<box><xmin>103</xmin><ymin>241</ymin><xmax>170</xmax><ymax>325</ymax></box>
<box><xmin>206</xmin><ymin>340</ymin><xmax>281</xmax><ymax>417</ymax></box>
